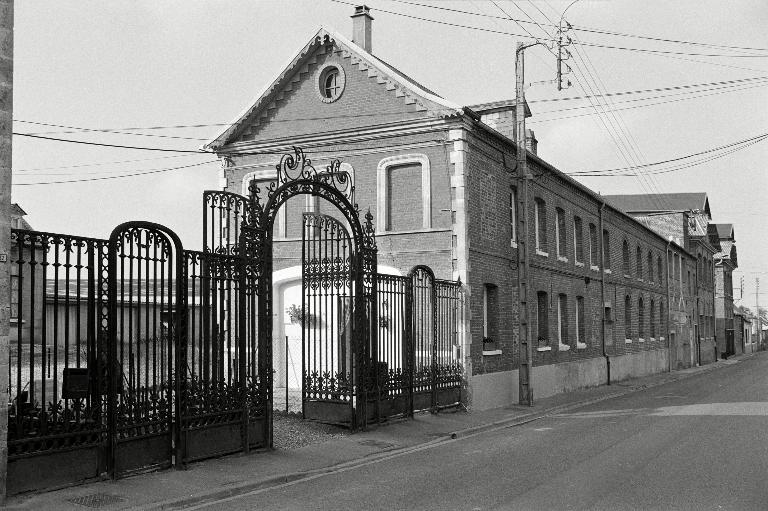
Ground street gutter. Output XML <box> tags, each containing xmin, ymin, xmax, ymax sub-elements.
<box><xmin>139</xmin><ymin>354</ymin><xmax>754</xmax><ymax>511</ymax></box>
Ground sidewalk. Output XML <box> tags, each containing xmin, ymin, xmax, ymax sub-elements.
<box><xmin>6</xmin><ymin>353</ymin><xmax>755</xmax><ymax>511</ymax></box>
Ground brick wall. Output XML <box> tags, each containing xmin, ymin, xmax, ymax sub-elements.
<box><xmin>457</xmin><ymin>124</ymin><xmax>671</xmax><ymax>379</ymax></box>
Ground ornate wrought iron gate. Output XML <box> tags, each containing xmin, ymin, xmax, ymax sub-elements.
<box><xmin>301</xmin><ymin>213</ymin><xmax>355</xmax><ymax>424</ymax></box>
<box><xmin>105</xmin><ymin>222</ymin><xmax>184</xmax><ymax>477</ymax></box>
<box><xmin>5</xmin><ymin>148</ymin><xmax>464</xmax><ymax>494</ymax></box>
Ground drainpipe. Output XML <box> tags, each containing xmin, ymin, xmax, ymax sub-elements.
<box><xmin>666</xmin><ymin>240</ymin><xmax>672</xmax><ymax>372</ymax></box>
<box><xmin>598</xmin><ymin>200</ymin><xmax>610</xmax><ymax>384</ymax></box>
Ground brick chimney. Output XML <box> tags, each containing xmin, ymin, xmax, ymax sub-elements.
<box><xmin>351</xmin><ymin>5</ymin><xmax>374</xmax><ymax>53</ymax></box>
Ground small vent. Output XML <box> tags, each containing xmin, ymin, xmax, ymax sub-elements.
<box><xmin>67</xmin><ymin>494</ymin><xmax>125</xmax><ymax>508</ymax></box>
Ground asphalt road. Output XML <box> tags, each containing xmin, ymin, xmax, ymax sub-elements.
<box><xmin>194</xmin><ymin>354</ymin><xmax>768</xmax><ymax>511</ymax></box>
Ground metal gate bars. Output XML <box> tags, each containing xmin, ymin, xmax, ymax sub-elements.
<box><xmin>300</xmin><ymin>210</ymin><xmax>464</xmax><ymax>427</ymax></box>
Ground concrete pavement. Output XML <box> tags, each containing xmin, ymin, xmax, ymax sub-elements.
<box><xmin>5</xmin><ymin>353</ymin><xmax>757</xmax><ymax>511</ymax></box>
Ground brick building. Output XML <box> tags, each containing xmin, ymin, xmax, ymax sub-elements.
<box><xmin>604</xmin><ymin>193</ymin><xmax>720</xmax><ymax>367</ymax></box>
<box><xmin>203</xmin><ymin>7</ymin><xmax>714</xmax><ymax>409</ymax></box>
<box><xmin>712</xmin><ymin>224</ymin><xmax>737</xmax><ymax>357</ymax></box>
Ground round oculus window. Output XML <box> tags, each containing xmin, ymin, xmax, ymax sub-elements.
<box><xmin>317</xmin><ymin>64</ymin><xmax>345</xmax><ymax>103</ymax></box>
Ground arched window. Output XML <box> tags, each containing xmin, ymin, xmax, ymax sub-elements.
<box><xmin>638</xmin><ymin>297</ymin><xmax>645</xmax><ymax>340</ymax></box>
<box><xmin>659</xmin><ymin>300</ymin><xmax>665</xmax><ymax>338</ymax></box>
<box><xmin>603</xmin><ymin>229</ymin><xmax>611</xmax><ymax>270</ymax></box>
<box><xmin>558</xmin><ymin>294</ymin><xmax>570</xmax><ymax>350</ymax></box>
<box><xmin>625</xmin><ymin>295</ymin><xmax>632</xmax><ymax>340</ymax></box>
<box><xmin>573</xmin><ymin>216</ymin><xmax>584</xmax><ymax>263</ymax></box>
<box><xmin>535</xmin><ymin>198</ymin><xmax>548</xmax><ymax>254</ymax></box>
<box><xmin>636</xmin><ymin>246</ymin><xmax>643</xmax><ymax>279</ymax></box>
<box><xmin>556</xmin><ymin>207</ymin><xmax>566</xmax><ymax>258</ymax></box>
<box><xmin>650</xmin><ymin>300</ymin><xmax>656</xmax><ymax>339</ymax></box>
<box><xmin>647</xmin><ymin>252</ymin><xmax>654</xmax><ymax>283</ymax></box>
<box><xmin>576</xmin><ymin>296</ymin><xmax>586</xmax><ymax>348</ymax></box>
<box><xmin>589</xmin><ymin>223</ymin><xmax>598</xmax><ymax>267</ymax></box>
<box><xmin>657</xmin><ymin>256</ymin><xmax>663</xmax><ymax>286</ymax></box>
<box><xmin>537</xmin><ymin>291</ymin><xmax>549</xmax><ymax>342</ymax></box>
<box><xmin>623</xmin><ymin>241</ymin><xmax>630</xmax><ymax>275</ymax></box>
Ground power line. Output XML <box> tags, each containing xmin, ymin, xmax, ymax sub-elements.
<box><xmin>13</xmin><ymin>153</ymin><xmax>206</xmax><ymax>173</ymax></box>
<box><xmin>569</xmin><ymin>132</ymin><xmax>768</xmax><ymax>175</ymax></box>
<box><xmin>532</xmin><ymin>80</ymin><xmax>768</xmax><ymax>123</ymax></box>
<box><xmin>12</xmin><ymin>160</ymin><xmax>217</xmax><ymax>186</ymax></box>
<box><xmin>383</xmin><ymin>0</ymin><xmax>768</xmax><ymax>54</ymax></box>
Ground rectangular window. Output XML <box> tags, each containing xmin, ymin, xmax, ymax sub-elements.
<box><xmin>603</xmin><ymin>229</ymin><xmax>611</xmax><ymax>270</ymax></box>
<box><xmin>573</xmin><ymin>216</ymin><xmax>583</xmax><ymax>264</ymax></box>
<box><xmin>537</xmin><ymin>291</ymin><xmax>549</xmax><ymax>343</ymax></box>
<box><xmin>576</xmin><ymin>296</ymin><xmax>586</xmax><ymax>348</ymax></box>
<box><xmin>483</xmin><ymin>284</ymin><xmax>498</xmax><ymax>343</ymax></box>
<box><xmin>556</xmin><ymin>208</ymin><xmax>566</xmax><ymax>258</ymax></box>
<box><xmin>636</xmin><ymin>247</ymin><xmax>643</xmax><ymax>279</ymax></box>
<box><xmin>10</xmin><ymin>274</ymin><xmax>18</xmax><ymax>320</ymax></box>
<box><xmin>387</xmin><ymin>163</ymin><xmax>423</xmax><ymax>232</ymax></box>
<box><xmin>589</xmin><ymin>223</ymin><xmax>598</xmax><ymax>268</ymax></box>
<box><xmin>510</xmin><ymin>187</ymin><xmax>517</xmax><ymax>246</ymax></box>
<box><xmin>558</xmin><ymin>294</ymin><xmax>570</xmax><ymax>350</ymax></box>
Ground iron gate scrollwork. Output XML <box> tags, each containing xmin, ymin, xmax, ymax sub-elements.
<box><xmin>301</xmin><ymin>213</ymin><xmax>355</xmax><ymax>424</ymax></box>
<box><xmin>105</xmin><ymin>222</ymin><xmax>185</xmax><ymax>477</ymax></box>
<box><xmin>6</xmin><ymin>147</ymin><xmax>466</xmax><ymax>495</ymax></box>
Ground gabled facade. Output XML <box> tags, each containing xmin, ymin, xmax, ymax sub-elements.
<box><xmin>205</xmin><ymin>7</ymin><xmax>702</xmax><ymax>409</ymax></box>
<box><xmin>712</xmin><ymin>224</ymin><xmax>737</xmax><ymax>357</ymax></box>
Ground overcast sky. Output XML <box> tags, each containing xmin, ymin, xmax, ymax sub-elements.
<box><xmin>10</xmin><ymin>0</ymin><xmax>768</xmax><ymax>304</ymax></box>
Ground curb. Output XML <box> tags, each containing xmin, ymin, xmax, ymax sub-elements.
<box><xmin>17</xmin><ymin>354</ymin><xmax>750</xmax><ymax>511</ymax></box>
<box><xmin>141</xmin><ymin>359</ymin><xmax>740</xmax><ymax>510</ymax></box>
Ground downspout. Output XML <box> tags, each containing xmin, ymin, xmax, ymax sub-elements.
<box><xmin>666</xmin><ymin>240</ymin><xmax>672</xmax><ymax>372</ymax></box>
<box><xmin>598</xmin><ymin>200</ymin><xmax>610</xmax><ymax>384</ymax></box>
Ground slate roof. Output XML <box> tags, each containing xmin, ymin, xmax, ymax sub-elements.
<box><xmin>712</xmin><ymin>223</ymin><xmax>734</xmax><ymax>240</ymax></box>
<box><xmin>602</xmin><ymin>193</ymin><xmax>710</xmax><ymax>216</ymax></box>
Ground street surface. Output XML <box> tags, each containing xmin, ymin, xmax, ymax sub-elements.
<box><xmin>195</xmin><ymin>354</ymin><xmax>768</xmax><ymax>510</ymax></box>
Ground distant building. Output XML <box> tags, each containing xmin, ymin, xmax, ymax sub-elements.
<box><xmin>603</xmin><ymin>193</ymin><xmax>719</xmax><ymax>367</ymax></box>
<box><xmin>712</xmin><ymin>224</ymin><xmax>737</xmax><ymax>357</ymax></box>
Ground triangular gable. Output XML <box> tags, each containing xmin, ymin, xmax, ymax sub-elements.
<box><xmin>202</xmin><ymin>27</ymin><xmax>463</xmax><ymax>151</ymax></box>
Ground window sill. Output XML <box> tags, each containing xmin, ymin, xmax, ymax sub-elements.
<box><xmin>482</xmin><ymin>349</ymin><xmax>503</xmax><ymax>356</ymax></box>
<box><xmin>558</xmin><ymin>343</ymin><xmax>571</xmax><ymax>352</ymax></box>
<box><xmin>590</xmin><ymin>265</ymin><xmax>600</xmax><ymax>272</ymax></box>
<box><xmin>649</xmin><ymin>337</ymin><xmax>656</xmax><ymax>342</ymax></box>
<box><xmin>557</xmin><ymin>255</ymin><xmax>568</xmax><ymax>263</ymax></box>
<box><xmin>659</xmin><ymin>336</ymin><xmax>666</xmax><ymax>341</ymax></box>
<box><xmin>604</xmin><ymin>269</ymin><xmax>612</xmax><ymax>274</ymax></box>
<box><xmin>511</xmin><ymin>240</ymin><xmax>518</xmax><ymax>248</ymax></box>
<box><xmin>536</xmin><ymin>249</ymin><xmax>549</xmax><ymax>257</ymax></box>
<box><xmin>625</xmin><ymin>338</ymin><xmax>633</xmax><ymax>344</ymax></box>
<box><xmin>624</xmin><ymin>274</ymin><xmax>631</xmax><ymax>279</ymax></box>
<box><xmin>576</xmin><ymin>342</ymin><xmax>587</xmax><ymax>350</ymax></box>
<box><xmin>638</xmin><ymin>338</ymin><xmax>645</xmax><ymax>343</ymax></box>
<box><xmin>536</xmin><ymin>346</ymin><xmax>552</xmax><ymax>352</ymax></box>
<box><xmin>9</xmin><ymin>318</ymin><xmax>25</xmax><ymax>324</ymax></box>
<box><xmin>575</xmin><ymin>261</ymin><xmax>585</xmax><ymax>268</ymax></box>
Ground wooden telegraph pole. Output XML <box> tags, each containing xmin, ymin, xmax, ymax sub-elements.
<box><xmin>515</xmin><ymin>42</ymin><xmax>533</xmax><ymax>405</ymax></box>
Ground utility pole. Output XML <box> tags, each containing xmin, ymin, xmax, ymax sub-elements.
<box><xmin>0</xmin><ymin>0</ymin><xmax>12</xmax><ymax>502</ymax></box>
<box><xmin>756</xmin><ymin>278</ymin><xmax>761</xmax><ymax>349</ymax></box>
<box><xmin>516</xmin><ymin>42</ymin><xmax>533</xmax><ymax>406</ymax></box>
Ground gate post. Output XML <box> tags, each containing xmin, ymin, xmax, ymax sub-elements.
<box><xmin>173</xmin><ymin>246</ymin><xmax>187</xmax><ymax>470</ymax></box>
<box><xmin>430</xmin><ymin>274</ymin><xmax>438</xmax><ymax>413</ymax></box>
<box><xmin>405</xmin><ymin>276</ymin><xmax>414</xmax><ymax>417</ymax></box>
<box><xmin>237</xmin><ymin>234</ymin><xmax>249</xmax><ymax>454</ymax></box>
